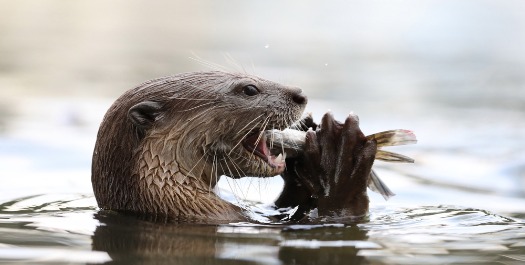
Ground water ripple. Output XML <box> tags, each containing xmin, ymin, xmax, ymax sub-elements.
<box><xmin>0</xmin><ymin>195</ymin><xmax>524</xmax><ymax>264</ymax></box>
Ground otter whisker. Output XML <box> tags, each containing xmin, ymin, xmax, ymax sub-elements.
<box><xmin>147</xmin><ymin>78</ymin><xmax>219</xmax><ymax>101</ymax></box>
<box><xmin>172</xmin><ymin>81</ymin><xmax>219</xmax><ymax>97</ymax></box>
<box><xmin>209</xmin><ymin>151</ymin><xmax>217</xmax><ymax>193</ymax></box>
<box><xmin>213</xmin><ymin>155</ymin><xmax>223</xmax><ymax>191</ymax></box>
<box><xmin>250</xmin><ymin>116</ymin><xmax>270</xmax><ymax>157</ymax></box>
<box><xmin>227</xmin><ymin>152</ymin><xmax>249</xmax><ymax>179</ymax></box>
<box><xmin>221</xmin><ymin>154</ymin><xmax>237</xmax><ymax>179</ymax></box>
<box><xmin>179</xmin><ymin>149</ymin><xmax>209</xmax><ymax>186</ymax></box>
<box><xmin>222</xmin><ymin>52</ymin><xmax>247</xmax><ymax>74</ymax></box>
<box><xmin>170</xmin><ymin>97</ymin><xmax>216</xmax><ymax>101</ymax></box>
<box><xmin>280</xmin><ymin>130</ymin><xmax>286</xmax><ymax>162</ymax></box>
<box><xmin>176</xmin><ymin>101</ymin><xmax>218</xmax><ymax>113</ymax></box>
<box><xmin>250</xmin><ymin>59</ymin><xmax>257</xmax><ymax>76</ymax></box>
<box><xmin>245</xmin><ymin>176</ymin><xmax>258</xmax><ymax>200</ymax></box>
<box><xmin>269</xmin><ymin>126</ymin><xmax>275</xmax><ymax>151</ymax></box>
<box><xmin>176</xmin><ymin>86</ymin><xmax>218</xmax><ymax>99</ymax></box>
<box><xmin>170</xmin><ymin>82</ymin><xmax>223</xmax><ymax>105</ymax></box>
<box><xmin>224</xmin><ymin>155</ymin><xmax>249</xmax><ymax>199</ymax></box>
<box><xmin>235</xmin><ymin>113</ymin><xmax>266</xmax><ymax>136</ymax></box>
<box><xmin>228</xmin><ymin>113</ymin><xmax>266</xmax><ymax>156</ymax></box>
<box><xmin>225</xmin><ymin>155</ymin><xmax>242</xmax><ymax>178</ymax></box>
<box><xmin>189</xmin><ymin>54</ymin><xmax>230</xmax><ymax>72</ymax></box>
<box><xmin>216</xmin><ymin>158</ymin><xmax>243</xmax><ymax>204</ymax></box>
<box><xmin>184</xmin><ymin>106</ymin><xmax>221</xmax><ymax>122</ymax></box>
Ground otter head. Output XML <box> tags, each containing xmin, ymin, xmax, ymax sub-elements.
<box><xmin>92</xmin><ymin>71</ymin><xmax>307</xmax><ymax>217</ymax></box>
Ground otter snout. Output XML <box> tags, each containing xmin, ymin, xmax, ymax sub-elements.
<box><xmin>289</xmin><ymin>88</ymin><xmax>308</xmax><ymax>105</ymax></box>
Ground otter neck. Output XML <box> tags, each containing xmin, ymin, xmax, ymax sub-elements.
<box><xmin>134</xmin><ymin>133</ymin><xmax>241</xmax><ymax>221</ymax></box>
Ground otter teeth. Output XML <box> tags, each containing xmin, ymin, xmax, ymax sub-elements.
<box><xmin>274</xmin><ymin>152</ymin><xmax>287</xmax><ymax>164</ymax></box>
<box><xmin>276</xmin><ymin>154</ymin><xmax>282</xmax><ymax>163</ymax></box>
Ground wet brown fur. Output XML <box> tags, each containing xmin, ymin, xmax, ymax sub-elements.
<box><xmin>91</xmin><ymin>71</ymin><xmax>306</xmax><ymax>222</ymax></box>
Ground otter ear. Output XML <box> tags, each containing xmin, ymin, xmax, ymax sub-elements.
<box><xmin>128</xmin><ymin>101</ymin><xmax>163</xmax><ymax>129</ymax></box>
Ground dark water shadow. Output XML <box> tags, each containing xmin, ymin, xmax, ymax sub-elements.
<box><xmin>92</xmin><ymin>210</ymin><xmax>371</xmax><ymax>265</ymax></box>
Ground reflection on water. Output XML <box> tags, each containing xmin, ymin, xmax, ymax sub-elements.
<box><xmin>0</xmin><ymin>195</ymin><xmax>109</xmax><ymax>264</ymax></box>
<box><xmin>0</xmin><ymin>194</ymin><xmax>524</xmax><ymax>264</ymax></box>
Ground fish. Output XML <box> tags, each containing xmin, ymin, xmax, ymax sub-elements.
<box><xmin>265</xmin><ymin>128</ymin><xmax>417</xmax><ymax>200</ymax></box>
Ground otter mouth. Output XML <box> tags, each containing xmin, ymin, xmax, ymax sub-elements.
<box><xmin>242</xmin><ymin>131</ymin><xmax>286</xmax><ymax>170</ymax></box>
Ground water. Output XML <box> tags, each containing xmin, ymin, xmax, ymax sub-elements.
<box><xmin>1</xmin><ymin>0</ymin><xmax>525</xmax><ymax>264</ymax></box>
<box><xmin>1</xmin><ymin>194</ymin><xmax>524</xmax><ymax>264</ymax></box>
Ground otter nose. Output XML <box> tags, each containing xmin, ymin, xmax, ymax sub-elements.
<box><xmin>291</xmin><ymin>89</ymin><xmax>308</xmax><ymax>105</ymax></box>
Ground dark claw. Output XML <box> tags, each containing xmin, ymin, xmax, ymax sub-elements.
<box><xmin>276</xmin><ymin>112</ymin><xmax>377</xmax><ymax>221</ymax></box>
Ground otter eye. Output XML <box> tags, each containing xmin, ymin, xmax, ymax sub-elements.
<box><xmin>243</xmin><ymin>85</ymin><xmax>259</xmax><ymax>96</ymax></box>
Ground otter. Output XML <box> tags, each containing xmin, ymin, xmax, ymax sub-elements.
<box><xmin>91</xmin><ymin>71</ymin><xmax>376</xmax><ymax>223</ymax></box>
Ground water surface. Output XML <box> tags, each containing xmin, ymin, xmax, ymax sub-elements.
<box><xmin>1</xmin><ymin>194</ymin><xmax>524</xmax><ymax>264</ymax></box>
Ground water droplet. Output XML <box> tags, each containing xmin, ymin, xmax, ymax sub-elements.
<box><xmin>264</xmin><ymin>44</ymin><xmax>270</xmax><ymax>49</ymax></box>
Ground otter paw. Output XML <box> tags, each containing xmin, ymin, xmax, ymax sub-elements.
<box><xmin>283</xmin><ymin>112</ymin><xmax>377</xmax><ymax>220</ymax></box>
